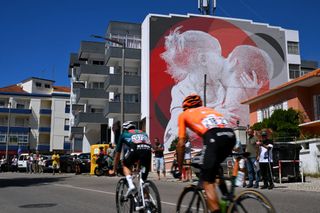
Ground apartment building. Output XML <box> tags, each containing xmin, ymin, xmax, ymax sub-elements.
<box><xmin>0</xmin><ymin>77</ymin><xmax>70</xmax><ymax>155</ymax></box>
<box><xmin>68</xmin><ymin>21</ymin><xmax>141</xmax><ymax>153</ymax></box>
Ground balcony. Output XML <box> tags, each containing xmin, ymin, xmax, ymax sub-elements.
<box><xmin>0</xmin><ymin>126</ymin><xmax>30</xmax><ymax>133</ymax></box>
<box><xmin>39</xmin><ymin>127</ymin><xmax>51</xmax><ymax>133</ymax></box>
<box><xmin>40</xmin><ymin>109</ymin><xmax>52</xmax><ymax>115</ymax></box>
<box><xmin>105</xmin><ymin>74</ymin><xmax>140</xmax><ymax>92</ymax></box>
<box><xmin>105</xmin><ymin>47</ymin><xmax>140</xmax><ymax>65</ymax></box>
<box><xmin>74</xmin><ymin>112</ymin><xmax>108</xmax><ymax>127</ymax></box>
<box><xmin>76</xmin><ymin>64</ymin><xmax>108</xmax><ymax>80</ymax></box>
<box><xmin>72</xmin><ymin>81</ymin><xmax>85</xmax><ymax>89</ymax></box>
<box><xmin>0</xmin><ymin>108</ymin><xmax>32</xmax><ymax>115</ymax></box>
<box><xmin>104</xmin><ymin>101</ymin><xmax>140</xmax><ymax>117</ymax></box>
<box><xmin>79</xmin><ymin>41</ymin><xmax>105</xmax><ymax>60</ymax></box>
<box><xmin>75</xmin><ymin>88</ymin><xmax>108</xmax><ymax>103</ymax></box>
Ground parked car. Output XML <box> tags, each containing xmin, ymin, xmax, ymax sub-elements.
<box><xmin>75</xmin><ymin>153</ymin><xmax>91</xmax><ymax>173</ymax></box>
<box><xmin>17</xmin><ymin>154</ymin><xmax>29</xmax><ymax>172</ymax></box>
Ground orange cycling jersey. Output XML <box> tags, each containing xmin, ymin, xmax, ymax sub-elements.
<box><xmin>178</xmin><ymin>106</ymin><xmax>228</xmax><ymax>139</ymax></box>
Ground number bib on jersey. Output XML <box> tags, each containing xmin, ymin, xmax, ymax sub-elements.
<box><xmin>201</xmin><ymin>114</ymin><xmax>228</xmax><ymax>129</ymax></box>
<box><xmin>131</xmin><ymin>134</ymin><xmax>146</xmax><ymax>144</ymax></box>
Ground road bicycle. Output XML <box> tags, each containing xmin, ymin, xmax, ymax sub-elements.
<box><xmin>116</xmin><ymin>166</ymin><xmax>161</xmax><ymax>213</ymax></box>
<box><xmin>176</xmin><ymin>153</ymin><xmax>276</xmax><ymax>213</ymax></box>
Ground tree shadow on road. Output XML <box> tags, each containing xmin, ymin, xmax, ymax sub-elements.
<box><xmin>0</xmin><ymin>176</ymin><xmax>69</xmax><ymax>188</ymax></box>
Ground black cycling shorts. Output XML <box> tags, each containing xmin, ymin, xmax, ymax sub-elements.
<box><xmin>200</xmin><ymin>128</ymin><xmax>236</xmax><ymax>182</ymax></box>
<box><xmin>123</xmin><ymin>143</ymin><xmax>152</xmax><ymax>181</ymax></box>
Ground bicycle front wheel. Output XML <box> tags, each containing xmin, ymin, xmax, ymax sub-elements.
<box><xmin>228</xmin><ymin>189</ymin><xmax>276</xmax><ymax>213</ymax></box>
<box><xmin>176</xmin><ymin>185</ymin><xmax>208</xmax><ymax>213</ymax></box>
<box><xmin>116</xmin><ymin>178</ymin><xmax>134</xmax><ymax>213</ymax></box>
<box><xmin>143</xmin><ymin>180</ymin><xmax>161</xmax><ymax>213</ymax></box>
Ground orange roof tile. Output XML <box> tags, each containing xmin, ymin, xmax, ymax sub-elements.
<box><xmin>53</xmin><ymin>86</ymin><xmax>70</xmax><ymax>93</ymax></box>
<box><xmin>0</xmin><ymin>84</ymin><xmax>26</xmax><ymax>93</ymax></box>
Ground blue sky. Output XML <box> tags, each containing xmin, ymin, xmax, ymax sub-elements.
<box><xmin>0</xmin><ymin>0</ymin><xmax>319</xmax><ymax>87</ymax></box>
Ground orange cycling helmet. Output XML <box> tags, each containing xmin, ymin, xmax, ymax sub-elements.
<box><xmin>182</xmin><ymin>94</ymin><xmax>203</xmax><ymax>111</ymax></box>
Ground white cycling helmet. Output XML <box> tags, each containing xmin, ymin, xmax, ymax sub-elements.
<box><xmin>122</xmin><ymin>121</ymin><xmax>136</xmax><ymax>130</ymax></box>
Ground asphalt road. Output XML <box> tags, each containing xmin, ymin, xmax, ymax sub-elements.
<box><xmin>0</xmin><ymin>172</ymin><xmax>320</xmax><ymax>213</ymax></box>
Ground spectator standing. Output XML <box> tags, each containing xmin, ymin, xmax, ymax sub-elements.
<box><xmin>153</xmin><ymin>138</ymin><xmax>166</xmax><ymax>180</ymax></box>
<box><xmin>52</xmin><ymin>151</ymin><xmax>60</xmax><ymax>175</ymax></box>
<box><xmin>245</xmin><ymin>128</ymin><xmax>260</xmax><ymax>188</ymax></box>
<box><xmin>27</xmin><ymin>154</ymin><xmax>33</xmax><ymax>173</ymax></box>
<box><xmin>38</xmin><ymin>156</ymin><xmax>44</xmax><ymax>173</ymax></box>
<box><xmin>10</xmin><ymin>155</ymin><xmax>18</xmax><ymax>172</ymax></box>
<box><xmin>182</xmin><ymin>140</ymin><xmax>192</xmax><ymax>182</ymax></box>
<box><xmin>0</xmin><ymin>155</ymin><xmax>7</xmax><ymax>172</ymax></box>
<box><xmin>258</xmin><ymin>130</ymin><xmax>274</xmax><ymax>190</ymax></box>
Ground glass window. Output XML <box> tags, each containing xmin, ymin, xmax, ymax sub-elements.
<box><xmin>287</xmin><ymin>41</ymin><xmax>299</xmax><ymax>55</ymax></box>
<box><xmin>45</xmin><ymin>84</ymin><xmax>51</xmax><ymax>88</ymax></box>
<box><xmin>289</xmin><ymin>64</ymin><xmax>300</xmax><ymax>79</ymax></box>
<box><xmin>0</xmin><ymin>134</ymin><xmax>6</xmax><ymax>143</ymax></box>
<box><xmin>35</xmin><ymin>82</ymin><xmax>42</xmax><ymax>87</ymax></box>
<box><xmin>314</xmin><ymin>95</ymin><xmax>320</xmax><ymax>120</ymax></box>
<box><xmin>65</xmin><ymin>119</ymin><xmax>70</xmax><ymax>126</ymax></box>
<box><xmin>16</xmin><ymin>103</ymin><xmax>25</xmax><ymax>109</ymax></box>
<box><xmin>0</xmin><ymin>100</ymin><xmax>5</xmax><ymax>107</ymax></box>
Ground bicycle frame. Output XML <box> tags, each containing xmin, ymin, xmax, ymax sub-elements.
<box><xmin>130</xmin><ymin>166</ymin><xmax>147</xmax><ymax>211</ymax></box>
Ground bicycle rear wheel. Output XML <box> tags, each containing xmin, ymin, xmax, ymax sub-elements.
<box><xmin>116</xmin><ymin>178</ymin><xmax>134</xmax><ymax>213</ymax></box>
<box><xmin>143</xmin><ymin>180</ymin><xmax>161</xmax><ymax>213</ymax></box>
<box><xmin>176</xmin><ymin>185</ymin><xmax>208</xmax><ymax>213</ymax></box>
<box><xmin>228</xmin><ymin>189</ymin><xmax>276</xmax><ymax>213</ymax></box>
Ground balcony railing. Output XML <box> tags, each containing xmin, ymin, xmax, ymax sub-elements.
<box><xmin>74</xmin><ymin>112</ymin><xmax>108</xmax><ymax>127</ymax></box>
<box><xmin>75</xmin><ymin>88</ymin><xmax>108</xmax><ymax>103</ymax></box>
<box><xmin>104</xmin><ymin>74</ymin><xmax>140</xmax><ymax>91</ymax></box>
<box><xmin>40</xmin><ymin>109</ymin><xmax>52</xmax><ymax>115</ymax></box>
<box><xmin>0</xmin><ymin>108</ymin><xmax>32</xmax><ymax>114</ymax></box>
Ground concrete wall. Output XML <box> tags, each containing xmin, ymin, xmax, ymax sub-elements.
<box><xmin>298</xmin><ymin>139</ymin><xmax>320</xmax><ymax>173</ymax></box>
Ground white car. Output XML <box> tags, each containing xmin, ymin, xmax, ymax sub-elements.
<box><xmin>18</xmin><ymin>154</ymin><xmax>29</xmax><ymax>172</ymax></box>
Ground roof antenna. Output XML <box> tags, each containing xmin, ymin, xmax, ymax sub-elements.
<box><xmin>198</xmin><ymin>0</ymin><xmax>216</xmax><ymax>15</ymax></box>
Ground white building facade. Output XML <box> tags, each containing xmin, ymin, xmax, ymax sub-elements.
<box><xmin>0</xmin><ymin>77</ymin><xmax>70</xmax><ymax>155</ymax></box>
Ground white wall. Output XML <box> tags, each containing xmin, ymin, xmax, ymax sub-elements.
<box><xmin>29</xmin><ymin>98</ymin><xmax>41</xmax><ymax>150</ymax></box>
<box><xmin>50</xmin><ymin>98</ymin><xmax>69</xmax><ymax>151</ymax></box>
<box><xmin>141</xmin><ymin>15</ymin><xmax>151</xmax><ymax>134</ymax></box>
<box><xmin>299</xmin><ymin>139</ymin><xmax>320</xmax><ymax>173</ymax></box>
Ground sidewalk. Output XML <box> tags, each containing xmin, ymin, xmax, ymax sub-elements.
<box><xmin>148</xmin><ymin>172</ymin><xmax>320</xmax><ymax>192</ymax></box>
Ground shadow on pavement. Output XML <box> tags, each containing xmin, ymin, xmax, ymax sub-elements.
<box><xmin>0</xmin><ymin>176</ymin><xmax>69</xmax><ymax>188</ymax></box>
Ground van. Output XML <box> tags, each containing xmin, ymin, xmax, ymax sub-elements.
<box><xmin>18</xmin><ymin>154</ymin><xmax>29</xmax><ymax>172</ymax></box>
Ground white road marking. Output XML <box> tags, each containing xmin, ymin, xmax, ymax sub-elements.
<box><xmin>50</xmin><ymin>183</ymin><xmax>177</xmax><ymax>207</ymax></box>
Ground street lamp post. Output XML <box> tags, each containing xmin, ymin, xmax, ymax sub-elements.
<box><xmin>91</xmin><ymin>35</ymin><xmax>126</xmax><ymax>130</ymax></box>
<box><xmin>5</xmin><ymin>98</ymin><xmax>12</xmax><ymax>161</ymax></box>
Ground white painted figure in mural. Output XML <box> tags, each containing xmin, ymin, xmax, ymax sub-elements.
<box><xmin>161</xmin><ymin>28</ymin><xmax>273</xmax><ymax>150</ymax></box>
<box><xmin>216</xmin><ymin>45</ymin><xmax>274</xmax><ymax>127</ymax></box>
<box><xmin>161</xmin><ymin>28</ymin><xmax>229</xmax><ymax>150</ymax></box>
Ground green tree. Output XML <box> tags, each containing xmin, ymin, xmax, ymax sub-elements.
<box><xmin>252</xmin><ymin>108</ymin><xmax>301</xmax><ymax>141</ymax></box>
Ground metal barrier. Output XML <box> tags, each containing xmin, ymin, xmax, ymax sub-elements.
<box><xmin>273</xmin><ymin>160</ymin><xmax>304</xmax><ymax>184</ymax></box>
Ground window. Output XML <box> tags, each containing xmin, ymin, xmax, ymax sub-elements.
<box><xmin>124</xmin><ymin>94</ymin><xmax>139</xmax><ymax>103</ymax></box>
<box><xmin>287</xmin><ymin>41</ymin><xmax>299</xmax><ymax>55</ymax></box>
<box><xmin>0</xmin><ymin>134</ymin><xmax>6</xmax><ymax>143</ymax></box>
<box><xmin>65</xmin><ymin>119</ymin><xmax>70</xmax><ymax>126</ymax></box>
<box><xmin>16</xmin><ymin>103</ymin><xmax>25</xmax><ymax>109</ymax></box>
<box><xmin>0</xmin><ymin>100</ymin><xmax>5</xmax><ymax>107</ymax></box>
<box><xmin>45</xmin><ymin>84</ymin><xmax>51</xmax><ymax>88</ymax></box>
<box><xmin>65</xmin><ymin>101</ymin><xmax>70</xmax><ymax>113</ymax></box>
<box><xmin>91</xmin><ymin>108</ymin><xmax>103</xmax><ymax>113</ymax></box>
<box><xmin>289</xmin><ymin>64</ymin><xmax>300</xmax><ymax>79</ymax></box>
<box><xmin>92</xmin><ymin>60</ymin><xmax>104</xmax><ymax>65</ymax></box>
<box><xmin>314</xmin><ymin>95</ymin><xmax>320</xmax><ymax>120</ymax></box>
<box><xmin>92</xmin><ymin>82</ymin><xmax>104</xmax><ymax>89</ymax></box>
<box><xmin>15</xmin><ymin>118</ymin><xmax>28</xmax><ymax>127</ymax></box>
<box><xmin>35</xmin><ymin>82</ymin><xmax>42</xmax><ymax>87</ymax></box>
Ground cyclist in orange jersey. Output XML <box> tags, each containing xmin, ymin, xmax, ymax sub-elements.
<box><xmin>177</xmin><ymin>94</ymin><xmax>236</xmax><ymax>213</ymax></box>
